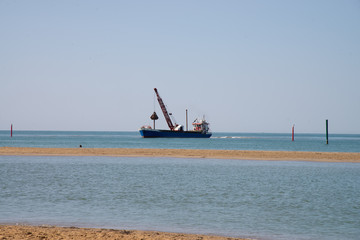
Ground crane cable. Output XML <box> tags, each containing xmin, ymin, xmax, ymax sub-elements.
<box><xmin>153</xmin><ymin>91</ymin><xmax>156</xmax><ymax>112</ymax></box>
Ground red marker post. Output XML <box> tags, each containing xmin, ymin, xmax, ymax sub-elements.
<box><xmin>11</xmin><ymin>124</ymin><xmax>13</xmax><ymax>137</ymax></box>
<box><xmin>292</xmin><ymin>125</ymin><xmax>295</xmax><ymax>141</ymax></box>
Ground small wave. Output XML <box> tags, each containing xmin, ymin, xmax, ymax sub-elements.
<box><xmin>212</xmin><ymin>136</ymin><xmax>255</xmax><ymax>139</ymax></box>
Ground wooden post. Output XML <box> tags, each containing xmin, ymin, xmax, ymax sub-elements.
<box><xmin>11</xmin><ymin>124</ymin><xmax>13</xmax><ymax>137</ymax></box>
<box><xmin>292</xmin><ymin>125</ymin><xmax>294</xmax><ymax>141</ymax></box>
<box><xmin>326</xmin><ymin>119</ymin><xmax>329</xmax><ymax>144</ymax></box>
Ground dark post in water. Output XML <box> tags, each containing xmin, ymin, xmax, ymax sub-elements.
<box><xmin>326</xmin><ymin>119</ymin><xmax>329</xmax><ymax>144</ymax></box>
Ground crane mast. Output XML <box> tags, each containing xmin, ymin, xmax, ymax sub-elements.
<box><xmin>154</xmin><ymin>88</ymin><xmax>175</xmax><ymax>130</ymax></box>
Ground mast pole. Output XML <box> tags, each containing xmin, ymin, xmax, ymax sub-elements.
<box><xmin>186</xmin><ymin>109</ymin><xmax>188</xmax><ymax>131</ymax></box>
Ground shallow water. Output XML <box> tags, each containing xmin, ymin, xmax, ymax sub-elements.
<box><xmin>1</xmin><ymin>131</ymin><xmax>360</xmax><ymax>152</ymax></box>
<box><xmin>1</xmin><ymin>156</ymin><xmax>359</xmax><ymax>240</ymax></box>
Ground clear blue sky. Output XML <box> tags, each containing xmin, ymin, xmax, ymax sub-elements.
<box><xmin>1</xmin><ymin>0</ymin><xmax>359</xmax><ymax>133</ymax></box>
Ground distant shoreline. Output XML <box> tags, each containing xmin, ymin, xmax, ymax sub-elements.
<box><xmin>1</xmin><ymin>147</ymin><xmax>359</xmax><ymax>163</ymax></box>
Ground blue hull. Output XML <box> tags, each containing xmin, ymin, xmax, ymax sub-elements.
<box><xmin>139</xmin><ymin>129</ymin><xmax>212</xmax><ymax>138</ymax></box>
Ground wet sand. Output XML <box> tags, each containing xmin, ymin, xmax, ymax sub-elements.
<box><xmin>0</xmin><ymin>225</ymin><xmax>249</xmax><ymax>240</ymax></box>
<box><xmin>0</xmin><ymin>147</ymin><xmax>359</xmax><ymax>162</ymax></box>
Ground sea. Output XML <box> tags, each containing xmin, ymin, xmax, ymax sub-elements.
<box><xmin>1</xmin><ymin>130</ymin><xmax>360</xmax><ymax>152</ymax></box>
<box><xmin>0</xmin><ymin>131</ymin><xmax>360</xmax><ymax>240</ymax></box>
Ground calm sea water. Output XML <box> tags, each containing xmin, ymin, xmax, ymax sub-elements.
<box><xmin>0</xmin><ymin>156</ymin><xmax>359</xmax><ymax>240</ymax></box>
<box><xmin>0</xmin><ymin>130</ymin><xmax>359</xmax><ymax>152</ymax></box>
<box><xmin>0</xmin><ymin>131</ymin><xmax>359</xmax><ymax>240</ymax></box>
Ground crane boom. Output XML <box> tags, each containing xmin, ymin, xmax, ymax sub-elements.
<box><xmin>154</xmin><ymin>88</ymin><xmax>175</xmax><ymax>130</ymax></box>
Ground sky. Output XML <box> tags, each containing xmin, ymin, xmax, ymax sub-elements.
<box><xmin>1</xmin><ymin>0</ymin><xmax>359</xmax><ymax>133</ymax></box>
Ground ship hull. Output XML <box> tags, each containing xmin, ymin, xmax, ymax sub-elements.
<box><xmin>139</xmin><ymin>129</ymin><xmax>212</xmax><ymax>138</ymax></box>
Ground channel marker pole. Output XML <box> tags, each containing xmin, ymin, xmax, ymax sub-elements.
<box><xmin>326</xmin><ymin>119</ymin><xmax>329</xmax><ymax>144</ymax></box>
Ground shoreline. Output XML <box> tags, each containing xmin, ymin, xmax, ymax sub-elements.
<box><xmin>0</xmin><ymin>147</ymin><xmax>359</xmax><ymax>162</ymax></box>
<box><xmin>0</xmin><ymin>225</ymin><xmax>250</xmax><ymax>240</ymax></box>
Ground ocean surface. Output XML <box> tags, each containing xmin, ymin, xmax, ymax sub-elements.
<box><xmin>1</xmin><ymin>131</ymin><xmax>360</xmax><ymax>240</ymax></box>
<box><xmin>0</xmin><ymin>130</ymin><xmax>360</xmax><ymax>152</ymax></box>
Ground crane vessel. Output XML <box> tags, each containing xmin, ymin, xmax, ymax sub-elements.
<box><xmin>139</xmin><ymin>88</ymin><xmax>212</xmax><ymax>138</ymax></box>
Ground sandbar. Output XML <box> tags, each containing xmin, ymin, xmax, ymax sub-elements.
<box><xmin>0</xmin><ymin>147</ymin><xmax>359</xmax><ymax>162</ymax></box>
<box><xmin>0</xmin><ymin>225</ymin><xmax>249</xmax><ymax>240</ymax></box>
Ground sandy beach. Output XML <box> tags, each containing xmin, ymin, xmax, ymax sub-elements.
<box><xmin>0</xmin><ymin>147</ymin><xmax>359</xmax><ymax>163</ymax></box>
<box><xmin>0</xmin><ymin>225</ymin><xmax>249</xmax><ymax>240</ymax></box>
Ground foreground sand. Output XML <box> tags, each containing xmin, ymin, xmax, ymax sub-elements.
<box><xmin>0</xmin><ymin>225</ymin><xmax>249</xmax><ymax>240</ymax></box>
<box><xmin>0</xmin><ymin>147</ymin><xmax>359</xmax><ymax>162</ymax></box>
